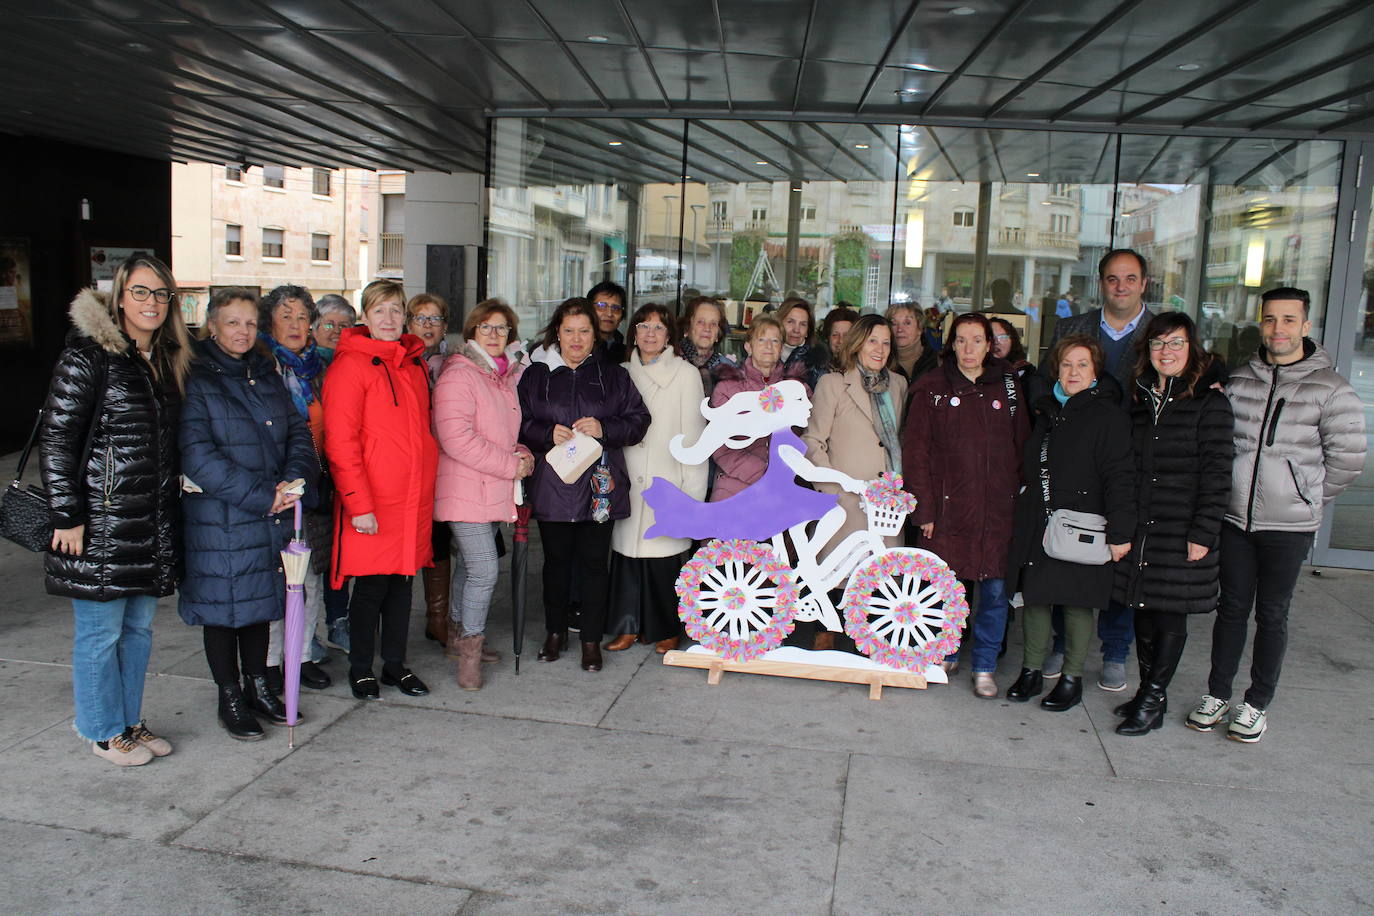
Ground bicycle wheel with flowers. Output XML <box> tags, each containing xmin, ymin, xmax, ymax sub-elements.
<box><xmin>677</xmin><ymin>539</ymin><xmax>800</xmax><ymax>662</ymax></box>
<box><xmin>841</xmin><ymin>548</ymin><xmax>969</xmax><ymax>673</ymax></box>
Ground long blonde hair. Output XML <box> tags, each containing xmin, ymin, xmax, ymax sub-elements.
<box><xmin>109</xmin><ymin>255</ymin><xmax>191</xmax><ymax>394</ymax></box>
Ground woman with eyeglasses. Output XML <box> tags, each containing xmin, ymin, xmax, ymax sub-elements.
<box><xmin>406</xmin><ymin>293</ymin><xmax>459</xmax><ymax>656</ymax></box>
<box><xmin>312</xmin><ymin>295</ymin><xmax>356</xmax><ymax>355</ymax></box>
<box><xmin>519</xmin><ymin>298</ymin><xmax>650</xmax><ymax>672</ymax></box>
<box><xmin>1112</xmin><ymin>312</ymin><xmax>1233</xmax><ymax>735</ymax></box>
<box><xmin>709</xmin><ymin>314</ymin><xmax>810</xmax><ymax>501</ymax></box>
<box><xmin>324</xmin><ymin>280</ymin><xmax>439</xmax><ymax>700</ymax></box>
<box><xmin>605</xmin><ymin>304</ymin><xmax>708</xmax><ymax>654</ymax></box>
<box><xmin>433</xmin><ymin>299</ymin><xmax>532</xmax><ymax>689</ymax></box>
<box><xmin>989</xmin><ymin>317</ymin><xmax>1048</xmax><ymax>406</ymax></box>
<box><xmin>41</xmin><ymin>255</ymin><xmax>192</xmax><ymax>766</ymax></box>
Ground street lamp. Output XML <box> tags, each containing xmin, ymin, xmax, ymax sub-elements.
<box><xmin>662</xmin><ymin>194</ymin><xmax>678</xmax><ymax>254</ymax></box>
<box><xmin>690</xmin><ymin>203</ymin><xmax>704</xmax><ymax>287</ymax></box>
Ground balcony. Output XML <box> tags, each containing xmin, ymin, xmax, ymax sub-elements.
<box><xmin>379</xmin><ymin>233</ymin><xmax>404</xmax><ymax>270</ymax></box>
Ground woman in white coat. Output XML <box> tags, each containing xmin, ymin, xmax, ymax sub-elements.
<box><xmin>605</xmin><ymin>304</ymin><xmax>708</xmax><ymax>653</ymax></box>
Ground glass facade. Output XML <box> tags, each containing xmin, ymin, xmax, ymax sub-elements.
<box><xmin>487</xmin><ymin>119</ymin><xmax>1342</xmax><ymax>372</ymax></box>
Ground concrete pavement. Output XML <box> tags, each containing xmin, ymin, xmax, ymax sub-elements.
<box><xmin>1</xmin><ymin>530</ymin><xmax>1371</xmax><ymax>915</ymax></box>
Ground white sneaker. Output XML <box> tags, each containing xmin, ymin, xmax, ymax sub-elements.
<box><xmin>1186</xmin><ymin>695</ymin><xmax>1230</xmax><ymax>731</ymax></box>
<box><xmin>1226</xmin><ymin>702</ymin><xmax>1267</xmax><ymax>743</ymax></box>
<box><xmin>92</xmin><ymin>733</ymin><xmax>153</xmax><ymax>767</ymax></box>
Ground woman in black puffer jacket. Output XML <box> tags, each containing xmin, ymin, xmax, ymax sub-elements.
<box><xmin>1112</xmin><ymin>312</ymin><xmax>1233</xmax><ymax>736</ymax></box>
<box><xmin>39</xmin><ymin>255</ymin><xmax>191</xmax><ymax>767</ymax></box>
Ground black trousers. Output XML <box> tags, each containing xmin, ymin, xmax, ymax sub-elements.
<box><xmin>539</xmin><ymin>520</ymin><xmax>612</xmax><ymax>643</ymax></box>
<box><xmin>1134</xmin><ymin>608</ymin><xmax>1188</xmax><ymax>642</ymax></box>
<box><xmin>1208</xmin><ymin>522</ymin><xmax>1313</xmax><ymax>709</ymax></box>
<box><xmin>348</xmin><ymin>573</ymin><xmax>414</xmax><ymax>677</ymax></box>
<box><xmin>203</xmin><ymin>622</ymin><xmax>270</xmax><ymax>686</ymax></box>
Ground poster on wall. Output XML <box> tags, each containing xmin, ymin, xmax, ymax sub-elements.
<box><xmin>89</xmin><ymin>246</ymin><xmax>155</xmax><ymax>293</ymax></box>
<box><xmin>0</xmin><ymin>237</ymin><xmax>34</xmax><ymax>347</ymax></box>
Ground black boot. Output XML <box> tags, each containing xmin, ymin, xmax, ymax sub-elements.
<box><xmin>217</xmin><ymin>683</ymin><xmax>265</xmax><ymax>741</ymax></box>
<box><xmin>264</xmin><ymin>665</ymin><xmax>284</xmax><ymax>695</ymax></box>
<box><xmin>243</xmin><ymin>674</ymin><xmax>293</xmax><ymax>726</ymax></box>
<box><xmin>1041</xmin><ymin>674</ymin><xmax>1082</xmax><ymax>711</ymax></box>
<box><xmin>1114</xmin><ymin>633</ymin><xmax>1156</xmax><ymax>717</ymax></box>
<box><xmin>1117</xmin><ymin>631</ymin><xmax>1186</xmax><ymax>736</ymax></box>
<box><xmin>1006</xmin><ymin>668</ymin><xmax>1043</xmax><ymax>701</ymax></box>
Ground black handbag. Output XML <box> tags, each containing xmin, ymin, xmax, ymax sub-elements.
<box><xmin>2</xmin><ymin>357</ymin><xmax>107</xmax><ymax>553</ymax></box>
<box><xmin>1</xmin><ymin>411</ymin><xmax>51</xmax><ymax>551</ymax></box>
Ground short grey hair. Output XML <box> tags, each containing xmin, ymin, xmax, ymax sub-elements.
<box><xmin>260</xmin><ymin>284</ymin><xmax>318</xmax><ymax>329</ymax></box>
<box><xmin>314</xmin><ymin>293</ymin><xmax>356</xmax><ymax>328</ymax></box>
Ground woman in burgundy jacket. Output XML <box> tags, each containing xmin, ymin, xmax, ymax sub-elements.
<box><xmin>902</xmin><ymin>312</ymin><xmax>1029</xmax><ymax>697</ymax></box>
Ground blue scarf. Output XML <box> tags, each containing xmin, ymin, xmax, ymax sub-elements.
<box><xmin>1053</xmin><ymin>379</ymin><xmax>1097</xmax><ymax>405</ymax></box>
<box><xmin>261</xmin><ymin>333</ymin><xmax>324</xmax><ymax>420</ymax></box>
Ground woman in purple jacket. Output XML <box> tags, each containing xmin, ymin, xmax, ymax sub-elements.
<box><xmin>518</xmin><ymin>298</ymin><xmax>651</xmax><ymax>672</ymax></box>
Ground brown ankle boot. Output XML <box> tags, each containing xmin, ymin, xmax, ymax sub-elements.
<box><xmin>456</xmin><ymin>633</ymin><xmax>484</xmax><ymax>691</ymax></box>
<box><xmin>445</xmin><ymin>628</ymin><xmax>462</xmax><ymax>660</ymax></box>
<box><xmin>422</xmin><ymin>556</ymin><xmax>451</xmax><ymax>648</ymax></box>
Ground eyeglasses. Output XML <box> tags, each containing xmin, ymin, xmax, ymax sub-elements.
<box><xmin>1148</xmin><ymin>338</ymin><xmax>1187</xmax><ymax>351</ymax></box>
<box><xmin>126</xmin><ymin>285</ymin><xmax>172</xmax><ymax>305</ymax></box>
<box><xmin>595</xmin><ymin>300</ymin><xmax>625</xmax><ymax>314</ymax></box>
<box><xmin>636</xmin><ymin>322</ymin><xmax>669</xmax><ymax>334</ymax></box>
<box><xmin>477</xmin><ymin>323</ymin><xmax>510</xmax><ymax>336</ymax></box>
<box><xmin>409</xmin><ymin>315</ymin><xmax>444</xmax><ymax>327</ymax></box>
<box><xmin>318</xmin><ymin>321</ymin><xmax>341</xmax><ymax>332</ymax></box>
<box><xmin>993</xmin><ymin>334</ymin><xmax>1011</xmax><ymax>343</ymax></box>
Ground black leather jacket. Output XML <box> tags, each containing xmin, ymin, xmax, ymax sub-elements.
<box><xmin>39</xmin><ymin>289</ymin><xmax>181</xmax><ymax>600</ymax></box>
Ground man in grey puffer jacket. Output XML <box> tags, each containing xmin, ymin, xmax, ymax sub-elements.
<box><xmin>1187</xmin><ymin>287</ymin><xmax>1366</xmax><ymax>743</ymax></box>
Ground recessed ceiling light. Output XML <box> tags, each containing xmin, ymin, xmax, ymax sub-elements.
<box><xmin>950</xmin><ymin>6</ymin><xmax>976</xmax><ymax>15</ymax></box>
<box><xmin>682</xmin><ymin>175</ymin><xmax>691</xmax><ymax>180</ymax></box>
<box><xmin>289</xmin><ymin>102</ymin><xmax>309</xmax><ymax>109</ymax></box>
<box><xmin>586</xmin><ymin>34</ymin><xmax>609</xmax><ymax>42</ymax></box>
<box><xmin>1252</xmin><ymin>143</ymin><xmax>1269</xmax><ymax>148</ymax></box>
<box><xmin>1040</xmin><ymin>200</ymin><xmax>1052</xmax><ymax>205</ymax></box>
<box><xmin>607</xmin><ymin>140</ymin><xmax>622</xmax><ymax>146</ymax></box>
<box><xmin>124</xmin><ymin>41</ymin><xmax>151</xmax><ymax>52</ymax></box>
<box><xmin>854</xmin><ymin>143</ymin><xmax>870</xmax><ymax>149</ymax></box>
<box><xmin>1026</xmin><ymin>172</ymin><xmax>1040</xmax><ymax>177</ymax></box>
<box><xmin>896</xmin><ymin>88</ymin><xmax>922</xmax><ymax>96</ymax></box>
<box><xmin>1176</xmin><ymin>63</ymin><xmax>1200</xmax><ymax>71</ymax></box>
<box><xmin>909</xmin><ymin>63</ymin><xmax>938</xmax><ymax>71</ymax></box>
<box><xmin>755</xmin><ymin>160</ymin><xmax>768</xmax><ymax>165</ymax></box>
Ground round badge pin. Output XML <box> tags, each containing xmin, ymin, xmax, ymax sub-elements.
<box><xmin>993</xmin><ymin>399</ymin><xmax>1002</xmax><ymax>409</ymax></box>
<box><xmin>949</xmin><ymin>396</ymin><xmax>961</xmax><ymax>406</ymax></box>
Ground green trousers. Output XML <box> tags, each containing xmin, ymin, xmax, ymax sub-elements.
<box><xmin>1021</xmin><ymin>603</ymin><xmax>1094</xmax><ymax>677</ymax></box>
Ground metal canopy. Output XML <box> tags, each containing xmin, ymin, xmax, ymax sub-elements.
<box><xmin>2</xmin><ymin>0</ymin><xmax>1372</xmax><ymax>181</ymax></box>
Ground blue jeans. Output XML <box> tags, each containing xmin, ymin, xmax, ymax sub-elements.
<box><xmin>951</xmin><ymin>578</ymin><xmax>1009</xmax><ymax>674</ymax></box>
<box><xmin>1050</xmin><ymin>600</ymin><xmax>1134</xmax><ymax>663</ymax></box>
<box><xmin>71</xmin><ymin>595</ymin><xmax>158</xmax><ymax>742</ymax></box>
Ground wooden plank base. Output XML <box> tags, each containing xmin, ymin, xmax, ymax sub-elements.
<box><xmin>662</xmin><ymin>650</ymin><xmax>926</xmax><ymax>699</ymax></box>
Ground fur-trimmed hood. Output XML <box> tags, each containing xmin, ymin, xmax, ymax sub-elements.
<box><xmin>68</xmin><ymin>288</ymin><xmax>132</xmax><ymax>355</ymax></box>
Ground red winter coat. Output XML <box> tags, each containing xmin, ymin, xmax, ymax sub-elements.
<box><xmin>901</xmin><ymin>358</ymin><xmax>1029</xmax><ymax>581</ymax></box>
<box><xmin>323</xmin><ymin>327</ymin><xmax>439</xmax><ymax>587</ymax></box>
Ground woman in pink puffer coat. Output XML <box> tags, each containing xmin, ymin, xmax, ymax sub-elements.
<box><xmin>433</xmin><ymin>299</ymin><xmax>534</xmax><ymax>690</ymax></box>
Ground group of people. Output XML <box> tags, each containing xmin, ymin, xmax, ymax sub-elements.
<box><xmin>37</xmin><ymin>247</ymin><xmax>1364</xmax><ymax>767</ymax></box>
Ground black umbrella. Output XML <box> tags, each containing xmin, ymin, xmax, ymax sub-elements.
<box><xmin>512</xmin><ymin>499</ymin><xmax>532</xmax><ymax>674</ymax></box>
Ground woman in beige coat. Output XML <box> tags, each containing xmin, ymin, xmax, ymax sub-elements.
<box><xmin>802</xmin><ymin>314</ymin><xmax>908</xmax><ymax>649</ymax></box>
<box><xmin>605</xmin><ymin>304</ymin><xmax>709</xmax><ymax>653</ymax></box>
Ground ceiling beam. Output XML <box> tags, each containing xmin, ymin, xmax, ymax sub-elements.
<box><xmin>1117</xmin><ymin>0</ymin><xmax>1374</xmax><ymax>123</ymax></box>
<box><xmin>627</xmin><ymin>118</ymin><xmax>773</xmax><ymax>182</ymax></box>
<box><xmin>743</xmin><ymin>121</ymin><xmax>847</xmax><ymax>181</ymax></box>
<box><xmin>804</xmin><ymin>123</ymin><xmax>886</xmax><ymax>181</ymax></box>
<box><xmin>692</xmin><ymin>121</ymin><xmax>786</xmax><ymax>177</ymax></box>
<box><xmin>1089</xmin><ymin>133</ymin><xmax>1115</xmax><ymax>183</ymax></box>
<box><xmin>612</xmin><ymin>0</ymin><xmax>674</xmax><ymax>110</ymax></box>
<box><xmin>524</xmin><ymin>0</ymin><xmax>613</xmax><ymax>109</ymax></box>
<box><xmin>1134</xmin><ymin>136</ymin><xmax>1175</xmax><ymax>183</ymax></box>
<box><xmin>1248</xmin><ymin>78</ymin><xmax>1374</xmax><ymax>130</ymax></box>
<box><xmin>921</xmin><ymin>0</ymin><xmax>1036</xmax><ymax>116</ymax></box>
<box><xmin>1184</xmin><ymin>40</ymin><xmax>1374</xmax><ymax>128</ymax></box>
<box><xmin>924</xmin><ymin>127</ymin><xmax>964</xmax><ymax>183</ymax></box>
<box><xmin>1048</xmin><ymin>0</ymin><xmax>1259</xmax><ymax>122</ymax></box>
<box><xmin>985</xmin><ymin>0</ymin><xmax>1147</xmax><ymax>119</ymax></box>
<box><xmin>412</xmin><ymin>0</ymin><xmax>554</xmax><ymax>109</ymax></box>
<box><xmin>1233</xmin><ymin>140</ymin><xmax>1301</xmax><ymax>185</ymax></box>
<box><xmin>791</xmin><ymin>0</ymin><xmax>821</xmax><ymax>114</ymax></box>
<box><xmin>854</xmin><ymin>0</ymin><xmax>924</xmax><ymax>115</ymax></box>
<box><xmin>1283</xmin><ymin>151</ymin><xmax>1344</xmax><ymax>188</ymax></box>
<box><xmin>710</xmin><ymin>0</ymin><xmax>735</xmax><ymax>112</ymax></box>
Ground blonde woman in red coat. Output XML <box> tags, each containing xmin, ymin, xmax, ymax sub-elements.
<box><xmin>324</xmin><ymin>280</ymin><xmax>439</xmax><ymax>700</ymax></box>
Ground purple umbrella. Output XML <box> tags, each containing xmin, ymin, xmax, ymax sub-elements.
<box><xmin>280</xmin><ymin>501</ymin><xmax>312</xmax><ymax>747</ymax></box>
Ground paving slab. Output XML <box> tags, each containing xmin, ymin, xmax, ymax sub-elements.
<box><xmin>177</xmin><ymin>704</ymin><xmax>846</xmax><ymax>914</ymax></box>
<box><xmin>0</xmin><ymin>819</ymin><xmax>470</xmax><ymax>916</ymax></box>
<box><xmin>0</xmin><ymin>673</ymin><xmax>357</xmax><ymax>842</ymax></box>
<box><xmin>832</xmin><ymin>752</ymin><xmax>1374</xmax><ymax>915</ymax></box>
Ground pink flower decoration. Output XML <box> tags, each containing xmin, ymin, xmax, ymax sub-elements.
<box><xmin>841</xmin><ymin>551</ymin><xmax>968</xmax><ymax>672</ymax></box>
<box><xmin>863</xmin><ymin>471</ymin><xmax>918</xmax><ymax>514</ymax></box>
<box><xmin>758</xmin><ymin>386</ymin><xmax>785</xmax><ymax>414</ymax></box>
<box><xmin>676</xmin><ymin>539</ymin><xmax>798</xmax><ymax>662</ymax></box>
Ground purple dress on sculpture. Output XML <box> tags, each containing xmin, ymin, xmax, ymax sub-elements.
<box><xmin>644</xmin><ymin>429</ymin><xmax>838</xmax><ymax>541</ymax></box>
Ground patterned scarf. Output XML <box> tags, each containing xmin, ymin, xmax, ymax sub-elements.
<box><xmin>678</xmin><ymin>337</ymin><xmax>728</xmax><ymax>371</ymax></box>
<box><xmin>261</xmin><ymin>333</ymin><xmax>323</xmax><ymax>420</ymax></box>
<box><xmin>860</xmin><ymin>367</ymin><xmax>902</xmax><ymax>474</ymax></box>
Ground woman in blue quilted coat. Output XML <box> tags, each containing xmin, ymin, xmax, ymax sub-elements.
<box><xmin>178</xmin><ymin>289</ymin><xmax>316</xmax><ymax>741</ymax></box>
